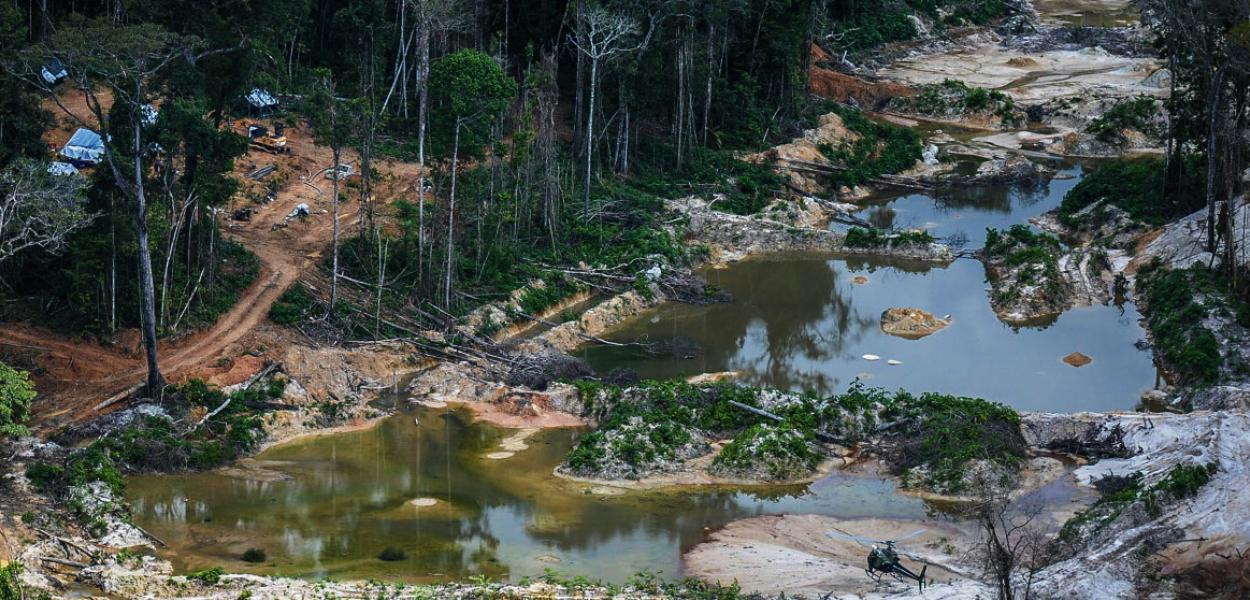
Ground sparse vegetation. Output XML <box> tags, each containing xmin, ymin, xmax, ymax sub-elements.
<box><xmin>564</xmin><ymin>380</ymin><xmax>1022</xmax><ymax>491</ymax></box>
<box><xmin>1059</xmin><ymin>463</ymin><xmax>1218</xmax><ymax>546</ymax></box>
<box><xmin>895</xmin><ymin>79</ymin><xmax>1025</xmax><ymax>127</ymax></box>
<box><xmin>844</xmin><ymin>227</ymin><xmax>936</xmax><ymax>249</ymax></box>
<box><xmin>983</xmin><ymin>225</ymin><xmax>1068</xmax><ymax>310</ymax></box>
<box><xmin>1086</xmin><ymin>96</ymin><xmax>1164</xmax><ymax>143</ymax></box>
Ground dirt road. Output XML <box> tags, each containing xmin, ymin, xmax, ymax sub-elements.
<box><xmin>3</xmin><ymin>112</ymin><xmax>425</xmax><ymax>430</ymax></box>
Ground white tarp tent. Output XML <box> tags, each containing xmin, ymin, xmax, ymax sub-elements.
<box><xmin>245</xmin><ymin>88</ymin><xmax>279</xmax><ymax>109</ymax></box>
<box><xmin>61</xmin><ymin>128</ymin><xmax>104</xmax><ymax>166</ymax></box>
<box><xmin>41</xmin><ymin>58</ymin><xmax>67</xmax><ymax>84</ymax></box>
<box><xmin>47</xmin><ymin>162</ymin><xmax>79</xmax><ymax>176</ymax></box>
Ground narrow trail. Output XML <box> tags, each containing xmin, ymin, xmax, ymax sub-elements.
<box><xmin>1</xmin><ymin>122</ymin><xmax>421</xmax><ymax>429</ymax></box>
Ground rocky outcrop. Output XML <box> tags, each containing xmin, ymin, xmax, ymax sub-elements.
<box><xmin>744</xmin><ymin>111</ymin><xmax>861</xmax><ymax>194</ymax></box>
<box><xmin>879</xmin><ymin>307</ymin><xmax>951</xmax><ymax>339</ymax></box>
<box><xmin>668</xmin><ymin>196</ymin><xmax>953</xmax><ymax>264</ymax></box>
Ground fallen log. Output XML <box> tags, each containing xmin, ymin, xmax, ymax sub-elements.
<box><xmin>726</xmin><ymin>400</ymin><xmax>842</xmax><ymax>444</ymax></box>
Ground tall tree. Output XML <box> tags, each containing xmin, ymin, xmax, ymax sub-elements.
<box><xmin>310</xmin><ymin>72</ymin><xmax>355</xmax><ymax>316</ymax></box>
<box><xmin>428</xmin><ymin>49</ymin><xmax>516</xmax><ymax>308</ymax></box>
<box><xmin>569</xmin><ymin>7</ymin><xmax>639</xmax><ymax>219</ymax></box>
<box><xmin>0</xmin><ymin>161</ymin><xmax>92</xmax><ymax>264</ymax></box>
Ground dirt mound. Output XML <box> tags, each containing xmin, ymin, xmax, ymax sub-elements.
<box><xmin>807</xmin><ymin>65</ymin><xmax>914</xmax><ymax>109</ymax></box>
<box><xmin>1063</xmin><ymin>352</ymin><xmax>1093</xmax><ymax>367</ymax></box>
<box><xmin>880</xmin><ymin>307</ymin><xmax>951</xmax><ymax>339</ymax></box>
<box><xmin>1007</xmin><ymin>56</ymin><xmax>1040</xmax><ymax>68</ymax></box>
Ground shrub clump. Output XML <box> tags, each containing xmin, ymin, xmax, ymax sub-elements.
<box><xmin>982</xmin><ymin>225</ymin><xmax>1069</xmax><ymax>315</ymax></box>
<box><xmin>0</xmin><ymin>361</ymin><xmax>36</xmax><ymax>437</ymax></box>
<box><xmin>820</xmin><ymin>105</ymin><xmax>923</xmax><ymax>187</ymax></box>
<box><xmin>1058</xmin><ymin>157</ymin><xmax>1203</xmax><ymax>227</ymax></box>
<box><xmin>268</xmin><ymin>285</ymin><xmax>316</xmax><ymax>325</ymax></box>
<box><xmin>711</xmin><ymin>423</ymin><xmax>819</xmax><ymax>480</ymax></box>
<box><xmin>1085</xmin><ymin>96</ymin><xmax>1164</xmax><ymax>143</ymax></box>
<box><xmin>893</xmin><ymin>79</ymin><xmax>1024</xmax><ymax>127</ymax></box>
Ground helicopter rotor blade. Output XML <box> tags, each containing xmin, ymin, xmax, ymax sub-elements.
<box><xmin>890</xmin><ymin>528</ymin><xmax>929</xmax><ymax>544</ymax></box>
<box><xmin>825</xmin><ymin>527</ymin><xmax>883</xmax><ymax>547</ymax></box>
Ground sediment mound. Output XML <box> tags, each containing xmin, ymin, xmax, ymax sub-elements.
<box><xmin>880</xmin><ymin>307</ymin><xmax>951</xmax><ymax>339</ymax></box>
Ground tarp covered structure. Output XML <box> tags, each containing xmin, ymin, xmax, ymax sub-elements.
<box><xmin>47</xmin><ymin>162</ymin><xmax>79</xmax><ymax>176</ymax></box>
<box><xmin>61</xmin><ymin>128</ymin><xmax>104</xmax><ymax>166</ymax></box>
<box><xmin>245</xmin><ymin>88</ymin><xmax>279</xmax><ymax>109</ymax></box>
<box><xmin>41</xmin><ymin>58</ymin><xmax>67</xmax><ymax>84</ymax></box>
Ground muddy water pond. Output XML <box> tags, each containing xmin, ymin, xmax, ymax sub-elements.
<box><xmin>580</xmin><ymin>165</ymin><xmax>1157</xmax><ymax>412</ymax></box>
<box><xmin>127</xmin><ymin>406</ymin><xmax>931</xmax><ymax>582</ymax></box>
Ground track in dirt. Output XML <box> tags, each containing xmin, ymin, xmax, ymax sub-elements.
<box><xmin>2</xmin><ymin>114</ymin><xmax>424</xmax><ymax>430</ymax></box>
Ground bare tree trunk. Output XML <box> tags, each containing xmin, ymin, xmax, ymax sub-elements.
<box><xmin>330</xmin><ymin>146</ymin><xmax>341</xmax><ymax>314</ymax></box>
<box><xmin>417</xmin><ymin>28</ymin><xmax>430</xmax><ymax>288</ymax></box>
<box><xmin>1207</xmin><ymin>65</ymin><xmax>1228</xmax><ymax>254</ymax></box>
<box><xmin>132</xmin><ymin>118</ymin><xmax>163</xmax><ymax>394</ymax></box>
<box><xmin>583</xmin><ymin>57</ymin><xmax>598</xmax><ymax>219</ymax></box>
<box><xmin>573</xmin><ymin>0</ymin><xmax>587</xmax><ymax>155</ymax></box>
<box><xmin>444</xmin><ymin>120</ymin><xmax>462</xmax><ymax>308</ymax></box>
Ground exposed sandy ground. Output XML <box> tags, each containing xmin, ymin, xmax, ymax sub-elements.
<box><xmin>880</xmin><ymin>44</ymin><xmax>1163</xmax><ymax>105</ymax></box>
<box><xmin>1034</xmin><ymin>0</ymin><xmax>1140</xmax><ymax>28</ymax></box>
<box><xmin>683</xmin><ymin>514</ymin><xmax>976</xmax><ymax>597</ymax></box>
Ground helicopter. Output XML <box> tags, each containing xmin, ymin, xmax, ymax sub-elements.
<box><xmin>826</xmin><ymin>527</ymin><xmax>930</xmax><ymax>591</ymax></box>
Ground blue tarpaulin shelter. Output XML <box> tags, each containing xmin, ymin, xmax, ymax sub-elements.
<box><xmin>61</xmin><ymin>128</ymin><xmax>104</xmax><ymax>166</ymax></box>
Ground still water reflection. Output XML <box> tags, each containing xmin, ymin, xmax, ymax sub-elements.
<box><xmin>580</xmin><ymin>165</ymin><xmax>1157</xmax><ymax>412</ymax></box>
<box><xmin>128</xmin><ymin>406</ymin><xmax>930</xmax><ymax>583</ymax></box>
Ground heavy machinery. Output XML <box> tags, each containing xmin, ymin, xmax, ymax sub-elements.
<box><xmin>238</xmin><ymin>120</ymin><xmax>289</xmax><ymax>154</ymax></box>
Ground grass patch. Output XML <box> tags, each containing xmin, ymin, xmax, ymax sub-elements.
<box><xmin>711</xmin><ymin>422</ymin><xmax>819</xmax><ymax>480</ymax></box>
<box><xmin>268</xmin><ymin>285</ymin><xmax>316</xmax><ymax>325</ymax></box>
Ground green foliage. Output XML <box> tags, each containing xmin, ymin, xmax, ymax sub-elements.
<box><xmin>1058</xmin><ymin>158</ymin><xmax>1203</xmax><ymax>227</ymax></box>
<box><xmin>517</xmin><ymin>273</ymin><xmax>580</xmax><ymax>316</ymax></box>
<box><xmin>269</xmin><ymin>285</ymin><xmax>316</xmax><ymax>325</ymax></box>
<box><xmin>903</xmin><ymin>79</ymin><xmax>1022</xmax><ymax>126</ymax></box>
<box><xmin>983</xmin><ymin>225</ymin><xmax>1067</xmax><ymax>307</ymax></box>
<box><xmin>824</xmin><ymin>1</ymin><xmax>1007</xmax><ymax>53</ymax></box>
<box><xmin>427</xmin><ymin>49</ymin><xmax>517</xmax><ymax>159</ymax></box>
<box><xmin>189</xmin><ymin>566</ymin><xmax>224</xmax><ymax>585</ymax></box>
<box><xmin>566</xmin><ymin>379</ymin><xmax>1022</xmax><ymax>491</ymax></box>
<box><xmin>1137</xmin><ymin>265</ymin><xmax>1226</xmax><ymax>386</ymax></box>
<box><xmin>0</xmin><ymin>362</ymin><xmax>35</xmax><ymax>437</ymax></box>
<box><xmin>0</xmin><ymin>560</ymin><xmax>51</xmax><ymax>600</ymax></box>
<box><xmin>820</xmin><ymin>105</ymin><xmax>923</xmax><ymax>187</ymax></box>
<box><xmin>241</xmin><ymin>548</ymin><xmax>267</xmax><ymax>563</ymax></box>
<box><xmin>629</xmin><ymin>147</ymin><xmax>785</xmax><ymax>215</ymax></box>
<box><xmin>878</xmin><ymin>391</ymin><xmax>1025</xmax><ymax>492</ymax></box>
<box><xmin>1086</xmin><ymin>96</ymin><xmax>1163</xmax><ymax>142</ymax></box>
<box><xmin>844</xmin><ymin>227</ymin><xmax>935</xmax><ymax>248</ymax></box>
<box><xmin>712</xmin><ymin>423</ymin><xmax>818</xmax><ymax>480</ymax></box>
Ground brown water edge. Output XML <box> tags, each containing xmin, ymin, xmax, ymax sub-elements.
<box><xmin>126</xmin><ymin>403</ymin><xmax>939</xmax><ymax>584</ymax></box>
